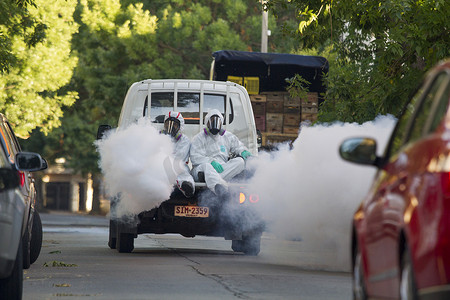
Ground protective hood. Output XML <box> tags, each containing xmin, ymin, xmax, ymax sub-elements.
<box><xmin>164</xmin><ymin>111</ymin><xmax>185</xmax><ymax>132</ymax></box>
<box><xmin>204</xmin><ymin>109</ymin><xmax>224</xmax><ymax>126</ymax></box>
<box><xmin>204</xmin><ymin>109</ymin><xmax>224</xmax><ymax>135</ymax></box>
<box><xmin>163</xmin><ymin>111</ymin><xmax>185</xmax><ymax>139</ymax></box>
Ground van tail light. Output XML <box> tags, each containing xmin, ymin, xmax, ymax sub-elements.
<box><xmin>249</xmin><ymin>194</ymin><xmax>259</xmax><ymax>203</ymax></box>
<box><xmin>238</xmin><ymin>193</ymin><xmax>260</xmax><ymax>204</ymax></box>
<box><xmin>239</xmin><ymin>192</ymin><xmax>246</xmax><ymax>204</ymax></box>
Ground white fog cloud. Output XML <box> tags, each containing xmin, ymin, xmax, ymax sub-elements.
<box><xmin>95</xmin><ymin>114</ymin><xmax>397</xmax><ymax>270</ymax></box>
<box><xmin>95</xmin><ymin>118</ymin><xmax>176</xmax><ymax>218</ymax></box>
<box><xmin>246</xmin><ymin>115</ymin><xmax>396</xmax><ymax>270</ymax></box>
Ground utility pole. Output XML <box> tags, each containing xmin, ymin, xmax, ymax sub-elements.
<box><xmin>261</xmin><ymin>0</ymin><xmax>268</xmax><ymax>53</ymax></box>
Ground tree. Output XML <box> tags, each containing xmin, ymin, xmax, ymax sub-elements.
<box><xmin>47</xmin><ymin>0</ymin><xmax>297</xmax><ymax>162</ymax></box>
<box><xmin>22</xmin><ymin>0</ymin><xmax>299</xmax><ymax>213</ymax></box>
<box><xmin>267</xmin><ymin>0</ymin><xmax>450</xmax><ymax>123</ymax></box>
<box><xmin>0</xmin><ymin>0</ymin><xmax>79</xmax><ymax>137</ymax></box>
<box><xmin>0</xmin><ymin>0</ymin><xmax>47</xmax><ymax>72</ymax></box>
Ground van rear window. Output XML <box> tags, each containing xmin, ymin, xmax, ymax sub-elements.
<box><xmin>147</xmin><ymin>92</ymin><xmax>233</xmax><ymax>124</ymax></box>
<box><xmin>177</xmin><ymin>93</ymin><xmax>200</xmax><ymax>124</ymax></box>
<box><xmin>148</xmin><ymin>93</ymin><xmax>174</xmax><ymax>123</ymax></box>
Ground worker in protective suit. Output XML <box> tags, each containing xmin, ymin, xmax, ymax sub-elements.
<box><xmin>190</xmin><ymin>109</ymin><xmax>252</xmax><ymax>196</ymax></box>
<box><xmin>163</xmin><ymin>111</ymin><xmax>195</xmax><ymax>197</ymax></box>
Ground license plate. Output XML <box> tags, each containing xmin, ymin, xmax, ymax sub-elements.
<box><xmin>174</xmin><ymin>206</ymin><xmax>209</xmax><ymax>218</ymax></box>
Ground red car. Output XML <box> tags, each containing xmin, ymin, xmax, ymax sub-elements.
<box><xmin>339</xmin><ymin>59</ymin><xmax>450</xmax><ymax>300</ymax></box>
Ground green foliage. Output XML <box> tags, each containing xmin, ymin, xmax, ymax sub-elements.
<box><xmin>16</xmin><ymin>0</ymin><xmax>449</xmax><ymax>177</ymax></box>
<box><xmin>0</xmin><ymin>0</ymin><xmax>48</xmax><ymax>72</ymax></box>
<box><xmin>22</xmin><ymin>0</ymin><xmax>298</xmax><ymax>175</ymax></box>
<box><xmin>286</xmin><ymin>74</ymin><xmax>310</xmax><ymax>100</ymax></box>
<box><xmin>268</xmin><ymin>0</ymin><xmax>450</xmax><ymax>123</ymax></box>
<box><xmin>0</xmin><ymin>0</ymin><xmax>79</xmax><ymax>137</ymax></box>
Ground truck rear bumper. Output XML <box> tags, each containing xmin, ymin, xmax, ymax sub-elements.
<box><xmin>112</xmin><ymin>186</ymin><xmax>265</xmax><ymax>240</ymax></box>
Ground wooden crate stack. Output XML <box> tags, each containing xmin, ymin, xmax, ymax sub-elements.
<box><xmin>265</xmin><ymin>92</ymin><xmax>284</xmax><ymax>133</ymax></box>
<box><xmin>250</xmin><ymin>95</ymin><xmax>267</xmax><ymax>132</ymax></box>
<box><xmin>250</xmin><ymin>92</ymin><xmax>319</xmax><ymax>146</ymax></box>
<box><xmin>301</xmin><ymin>92</ymin><xmax>319</xmax><ymax>123</ymax></box>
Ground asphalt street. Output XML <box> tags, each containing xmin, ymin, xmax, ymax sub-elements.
<box><xmin>22</xmin><ymin>211</ymin><xmax>352</xmax><ymax>299</ymax></box>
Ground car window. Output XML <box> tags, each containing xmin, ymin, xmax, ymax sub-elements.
<box><xmin>427</xmin><ymin>73</ymin><xmax>450</xmax><ymax>133</ymax></box>
<box><xmin>149</xmin><ymin>92</ymin><xmax>174</xmax><ymax>123</ymax></box>
<box><xmin>177</xmin><ymin>93</ymin><xmax>200</xmax><ymax>124</ymax></box>
<box><xmin>0</xmin><ymin>146</ymin><xmax>9</xmax><ymax>168</ymax></box>
<box><xmin>0</xmin><ymin>120</ymin><xmax>21</xmax><ymax>163</ymax></box>
<box><xmin>407</xmin><ymin>72</ymin><xmax>448</xmax><ymax>142</ymax></box>
<box><xmin>203</xmin><ymin>94</ymin><xmax>234</xmax><ymax>125</ymax></box>
<box><xmin>387</xmin><ymin>90</ymin><xmax>422</xmax><ymax>159</ymax></box>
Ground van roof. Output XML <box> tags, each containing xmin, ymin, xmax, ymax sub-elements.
<box><xmin>133</xmin><ymin>79</ymin><xmax>246</xmax><ymax>92</ymax></box>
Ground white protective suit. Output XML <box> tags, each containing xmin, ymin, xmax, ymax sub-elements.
<box><xmin>164</xmin><ymin>112</ymin><xmax>195</xmax><ymax>196</ymax></box>
<box><xmin>190</xmin><ymin>109</ymin><xmax>249</xmax><ymax>193</ymax></box>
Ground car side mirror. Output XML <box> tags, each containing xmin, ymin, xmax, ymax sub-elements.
<box><xmin>42</xmin><ymin>158</ymin><xmax>48</xmax><ymax>170</ymax></box>
<box><xmin>339</xmin><ymin>137</ymin><xmax>378</xmax><ymax>166</ymax></box>
<box><xmin>97</xmin><ymin>124</ymin><xmax>112</xmax><ymax>140</ymax></box>
<box><xmin>15</xmin><ymin>152</ymin><xmax>47</xmax><ymax>172</ymax></box>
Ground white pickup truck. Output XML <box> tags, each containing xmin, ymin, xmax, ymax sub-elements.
<box><xmin>98</xmin><ymin>79</ymin><xmax>265</xmax><ymax>255</ymax></box>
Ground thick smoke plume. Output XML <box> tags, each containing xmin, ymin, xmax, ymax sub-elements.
<box><xmin>247</xmin><ymin>115</ymin><xmax>396</xmax><ymax>270</ymax></box>
<box><xmin>95</xmin><ymin>114</ymin><xmax>396</xmax><ymax>271</ymax></box>
<box><xmin>95</xmin><ymin>118</ymin><xmax>176</xmax><ymax>218</ymax></box>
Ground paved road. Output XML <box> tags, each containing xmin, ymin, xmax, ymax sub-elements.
<box><xmin>23</xmin><ymin>211</ymin><xmax>352</xmax><ymax>300</ymax></box>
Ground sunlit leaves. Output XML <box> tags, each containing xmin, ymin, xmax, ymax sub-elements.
<box><xmin>80</xmin><ymin>0</ymin><xmax>121</xmax><ymax>32</ymax></box>
<box><xmin>0</xmin><ymin>0</ymin><xmax>47</xmax><ymax>73</ymax></box>
<box><xmin>298</xmin><ymin>6</ymin><xmax>320</xmax><ymax>33</ymax></box>
<box><xmin>0</xmin><ymin>0</ymin><xmax>79</xmax><ymax>137</ymax></box>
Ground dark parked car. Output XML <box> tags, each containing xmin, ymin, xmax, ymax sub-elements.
<box><xmin>0</xmin><ymin>114</ymin><xmax>47</xmax><ymax>270</ymax></box>
<box><xmin>0</xmin><ymin>147</ymin><xmax>47</xmax><ymax>299</ymax></box>
<box><xmin>340</xmin><ymin>59</ymin><xmax>450</xmax><ymax>299</ymax></box>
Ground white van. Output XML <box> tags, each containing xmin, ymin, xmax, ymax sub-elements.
<box><xmin>98</xmin><ymin>79</ymin><xmax>264</xmax><ymax>256</ymax></box>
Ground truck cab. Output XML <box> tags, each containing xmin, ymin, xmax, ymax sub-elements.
<box><xmin>118</xmin><ymin>79</ymin><xmax>258</xmax><ymax>154</ymax></box>
<box><xmin>99</xmin><ymin>79</ymin><xmax>264</xmax><ymax>255</ymax></box>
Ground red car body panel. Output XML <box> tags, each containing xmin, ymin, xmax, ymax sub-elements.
<box><xmin>353</xmin><ymin>60</ymin><xmax>450</xmax><ymax>299</ymax></box>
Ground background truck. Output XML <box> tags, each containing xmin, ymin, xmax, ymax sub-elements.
<box><xmin>98</xmin><ymin>79</ymin><xmax>264</xmax><ymax>255</ymax></box>
<box><xmin>210</xmin><ymin>50</ymin><xmax>329</xmax><ymax>147</ymax></box>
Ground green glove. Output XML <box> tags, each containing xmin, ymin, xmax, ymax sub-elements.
<box><xmin>241</xmin><ymin>150</ymin><xmax>251</xmax><ymax>160</ymax></box>
<box><xmin>211</xmin><ymin>161</ymin><xmax>224</xmax><ymax>173</ymax></box>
